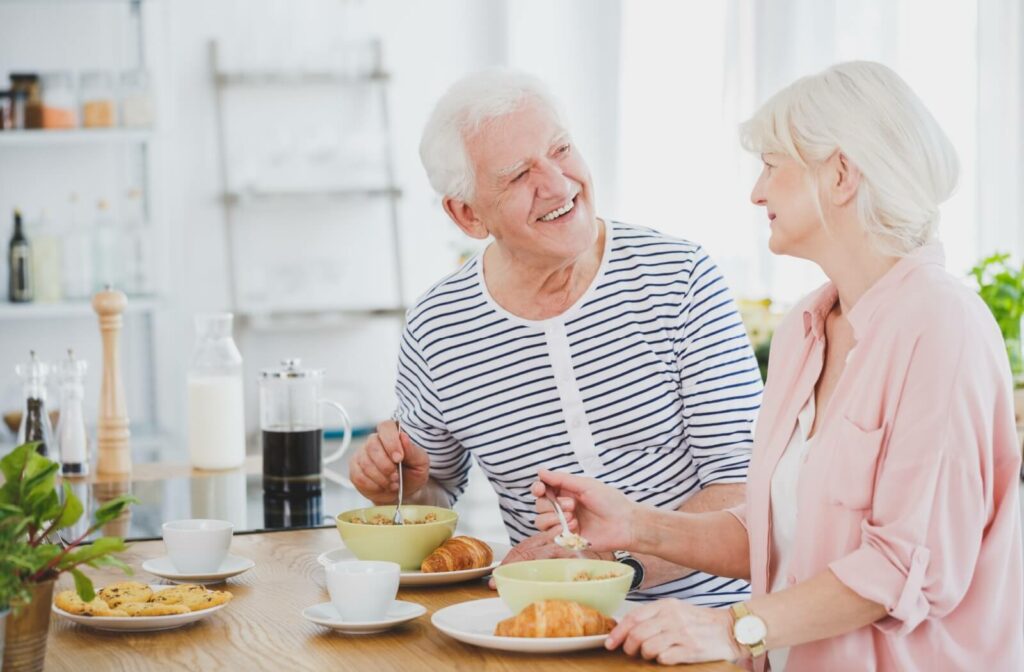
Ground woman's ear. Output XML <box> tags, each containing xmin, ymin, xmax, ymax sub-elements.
<box><xmin>443</xmin><ymin>197</ymin><xmax>489</xmax><ymax>240</ymax></box>
<box><xmin>830</xmin><ymin>151</ymin><xmax>861</xmax><ymax>207</ymax></box>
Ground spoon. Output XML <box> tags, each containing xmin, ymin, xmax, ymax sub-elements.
<box><xmin>391</xmin><ymin>418</ymin><xmax>404</xmax><ymax>525</ymax></box>
<box><xmin>546</xmin><ymin>490</ymin><xmax>589</xmax><ymax>552</ymax></box>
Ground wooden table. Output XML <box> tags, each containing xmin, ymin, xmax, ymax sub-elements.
<box><xmin>45</xmin><ymin>527</ymin><xmax>742</xmax><ymax>671</ymax></box>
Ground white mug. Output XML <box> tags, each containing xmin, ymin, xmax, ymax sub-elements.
<box><xmin>325</xmin><ymin>560</ymin><xmax>400</xmax><ymax>622</ymax></box>
<box><xmin>162</xmin><ymin>519</ymin><xmax>233</xmax><ymax>574</ymax></box>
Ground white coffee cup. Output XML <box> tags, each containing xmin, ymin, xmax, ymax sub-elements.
<box><xmin>325</xmin><ymin>560</ymin><xmax>400</xmax><ymax>622</ymax></box>
<box><xmin>162</xmin><ymin>519</ymin><xmax>233</xmax><ymax>574</ymax></box>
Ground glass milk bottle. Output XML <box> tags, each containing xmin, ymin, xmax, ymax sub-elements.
<box><xmin>187</xmin><ymin>313</ymin><xmax>246</xmax><ymax>469</ymax></box>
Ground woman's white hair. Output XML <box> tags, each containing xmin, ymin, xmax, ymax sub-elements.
<box><xmin>740</xmin><ymin>60</ymin><xmax>959</xmax><ymax>256</ymax></box>
<box><xmin>419</xmin><ymin>68</ymin><xmax>566</xmax><ymax>202</ymax></box>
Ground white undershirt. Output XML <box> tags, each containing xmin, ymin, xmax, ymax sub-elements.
<box><xmin>766</xmin><ymin>393</ymin><xmax>816</xmax><ymax>672</ymax></box>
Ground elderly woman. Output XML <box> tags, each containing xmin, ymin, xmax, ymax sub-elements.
<box><xmin>534</xmin><ymin>61</ymin><xmax>1023</xmax><ymax>669</ymax></box>
<box><xmin>348</xmin><ymin>69</ymin><xmax>764</xmax><ymax>606</ymax></box>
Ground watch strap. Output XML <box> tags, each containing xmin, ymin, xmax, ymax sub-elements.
<box><xmin>612</xmin><ymin>551</ymin><xmax>644</xmax><ymax>591</ymax></box>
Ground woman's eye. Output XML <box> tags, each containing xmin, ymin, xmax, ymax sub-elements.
<box><xmin>557</xmin><ymin>144</ymin><xmax>571</xmax><ymax>155</ymax></box>
<box><xmin>512</xmin><ymin>170</ymin><xmax>528</xmax><ymax>182</ymax></box>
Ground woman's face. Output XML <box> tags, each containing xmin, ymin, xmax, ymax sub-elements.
<box><xmin>749</xmin><ymin>152</ymin><xmax>826</xmax><ymax>259</ymax></box>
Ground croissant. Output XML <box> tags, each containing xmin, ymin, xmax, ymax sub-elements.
<box><xmin>494</xmin><ymin>600</ymin><xmax>617</xmax><ymax>638</ymax></box>
<box><xmin>420</xmin><ymin>536</ymin><xmax>493</xmax><ymax>573</ymax></box>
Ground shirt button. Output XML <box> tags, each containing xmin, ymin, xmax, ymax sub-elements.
<box><xmin>559</xmin><ymin>368</ymin><xmax>571</xmax><ymax>381</ymax></box>
<box><xmin>571</xmin><ymin>417</ymin><xmax>583</xmax><ymax>429</ymax></box>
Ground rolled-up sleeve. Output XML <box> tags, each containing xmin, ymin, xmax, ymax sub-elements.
<box><xmin>676</xmin><ymin>247</ymin><xmax>763</xmax><ymax>487</ymax></box>
<box><xmin>828</xmin><ymin>325</ymin><xmax>987</xmax><ymax>636</ymax></box>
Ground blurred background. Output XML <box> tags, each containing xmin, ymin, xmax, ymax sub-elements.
<box><xmin>0</xmin><ymin>0</ymin><xmax>1021</xmax><ymax>465</ymax></box>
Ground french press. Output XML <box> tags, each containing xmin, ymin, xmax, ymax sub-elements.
<box><xmin>259</xmin><ymin>359</ymin><xmax>352</xmax><ymax>493</ymax></box>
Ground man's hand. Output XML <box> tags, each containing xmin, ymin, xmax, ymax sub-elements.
<box><xmin>348</xmin><ymin>419</ymin><xmax>431</xmax><ymax>505</ymax></box>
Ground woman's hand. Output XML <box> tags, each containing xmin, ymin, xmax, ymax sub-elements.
<box><xmin>531</xmin><ymin>469</ymin><xmax>639</xmax><ymax>552</ymax></box>
<box><xmin>606</xmin><ymin>599</ymin><xmax>743</xmax><ymax>665</ymax></box>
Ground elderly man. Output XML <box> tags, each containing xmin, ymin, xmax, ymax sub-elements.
<box><xmin>349</xmin><ymin>69</ymin><xmax>762</xmax><ymax>606</ymax></box>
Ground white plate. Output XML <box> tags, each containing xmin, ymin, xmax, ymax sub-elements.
<box><xmin>432</xmin><ymin>597</ymin><xmax>635</xmax><ymax>653</ymax></box>
<box><xmin>52</xmin><ymin>584</ymin><xmax>230</xmax><ymax>632</ymax></box>
<box><xmin>301</xmin><ymin>600</ymin><xmax>426</xmax><ymax>634</ymax></box>
<box><xmin>317</xmin><ymin>541</ymin><xmax>510</xmax><ymax>586</ymax></box>
<box><xmin>141</xmin><ymin>554</ymin><xmax>255</xmax><ymax>583</ymax></box>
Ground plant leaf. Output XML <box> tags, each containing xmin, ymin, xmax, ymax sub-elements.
<box><xmin>93</xmin><ymin>495</ymin><xmax>140</xmax><ymax>526</ymax></box>
<box><xmin>58</xmin><ymin>537</ymin><xmax>128</xmax><ymax>570</ymax></box>
<box><xmin>85</xmin><ymin>554</ymin><xmax>133</xmax><ymax>575</ymax></box>
<box><xmin>69</xmin><ymin>567</ymin><xmax>95</xmax><ymax>602</ymax></box>
<box><xmin>53</xmin><ymin>483</ymin><xmax>85</xmax><ymax>530</ymax></box>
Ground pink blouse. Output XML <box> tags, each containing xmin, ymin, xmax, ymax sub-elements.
<box><xmin>730</xmin><ymin>243</ymin><xmax>1023</xmax><ymax>671</ymax></box>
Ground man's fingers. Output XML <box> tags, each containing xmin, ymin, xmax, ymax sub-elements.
<box><xmin>400</xmin><ymin>432</ymin><xmax>430</xmax><ymax>470</ymax></box>
<box><xmin>354</xmin><ymin>447</ymin><xmax>392</xmax><ymax>491</ymax></box>
<box><xmin>366</xmin><ymin>439</ymin><xmax>399</xmax><ymax>478</ymax></box>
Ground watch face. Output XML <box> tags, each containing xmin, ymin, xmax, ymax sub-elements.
<box><xmin>734</xmin><ymin>615</ymin><xmax>767</xmax><ymax>645</ymax></box>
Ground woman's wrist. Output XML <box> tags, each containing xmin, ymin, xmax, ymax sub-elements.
<box><xmin>719</xmin><ymin>606</ymin><xmax>749</xmax><ymax>661</ymax></box>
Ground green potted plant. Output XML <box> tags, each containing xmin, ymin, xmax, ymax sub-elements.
<box><xmin>0</xmin><ymin>443</ymin><xmax>136</xmax><ymax>672</ymax></box>
<box><xmin>970</xmin><ymin>252</ymin><xmax>1024</xmax><ymax>382</ymax></box>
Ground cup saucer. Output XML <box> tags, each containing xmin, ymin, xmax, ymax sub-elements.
<box><xmin>141</xmin><ymin>553</ymin><xmax>255</xmax><ymax>583</ymax></box>
<box><xmin>301</xmin><ymin>600</ymin><xmax>426</xmax><ymax>634</ymax></box>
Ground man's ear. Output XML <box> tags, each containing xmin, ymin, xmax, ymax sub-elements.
<box><xmin>829</xmin><ymin>151</ymin><xmax>861</xmax><ymax>207</ymax></box>
<box><xmin>443</xmin><ymin>196</ymin><xmax>489</xmax><ymax>240</ymax></box>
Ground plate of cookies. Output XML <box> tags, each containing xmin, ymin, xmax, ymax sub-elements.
<box><xmin>317</xmin><ymin>536</ymin><xmax>510</xmax><ymax>586</ymax></box>
<box><xmin>52</xmin><ymin>581</ymin><xmax>233</xmax><ymax>632</ymax></box>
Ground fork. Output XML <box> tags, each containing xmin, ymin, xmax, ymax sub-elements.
<box><xmin>391</xmin><ymin>418</ymin><xmax>405</xmax><ymax>525</ymax></box>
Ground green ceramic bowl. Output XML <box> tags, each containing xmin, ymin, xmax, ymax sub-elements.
<box><xmin>334</xmin><ymin>505</ymin><xmax>458</xmax><ymax>570</ymax></box>
<box><xmin>492</xmin><ymin>558</ymin><xmax>633</xmax><ymax>616</ymax></box>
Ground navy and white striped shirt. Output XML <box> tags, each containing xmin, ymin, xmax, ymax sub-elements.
<box><xmin>396</xmin><ymin>222</ymin><xmax>762</xmax><ymax>605</ymax></box>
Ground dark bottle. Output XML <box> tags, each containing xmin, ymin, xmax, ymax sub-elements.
<box><xmin>8</xmin><ymin>209</ymin><xmax>33</xmax><ymax>303</ymax></box>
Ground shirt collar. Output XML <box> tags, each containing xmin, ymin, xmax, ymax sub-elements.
<box><xmin>802</xmin><ymin>242</ymin><xmax>946</xmax><ymax>341</ymax></box>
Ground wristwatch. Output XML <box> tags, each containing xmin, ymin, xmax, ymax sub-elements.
<box><xmin>729</xmin><ymin>602</ymin><xmax>768</xmax><ymax>658</ymax></box>
<box><xmin>613</xmin><ymin>551</ymin><xmax>645</xmax><ymax>591</ymax></box>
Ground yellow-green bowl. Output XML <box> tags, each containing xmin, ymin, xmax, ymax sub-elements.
<box><xmin>492</xmin><ymin>558</ymin><xmax>633</xmax><ymax>616</ymax></box>
<box><xmin>334</xmin><ymin>505</ymin><xmax>458</xmax><ymax>570</ymax></box>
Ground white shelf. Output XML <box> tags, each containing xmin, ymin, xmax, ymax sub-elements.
<box><xmin>223</xmin><ymin>187</ymin><xmax>401</xmax><ymax>206</ymax></box>
<box><xmin>0</xmin><ymin>129</ymin><xmax>155</xmax><ymax>147</ymax></box>
<box><xmin>237</xmin><ymin>307</ymin><xmax>406</xmax><ymax>331</ymax></box>
<box><xmin>215</xmin><ymin>71</ymin><xmax>389</xmax><ymax>87</ymax></box>
<box><xmin>0</xmin><ymin>297</ymin><xmax>160</xmax><ymax>320</ymax></box>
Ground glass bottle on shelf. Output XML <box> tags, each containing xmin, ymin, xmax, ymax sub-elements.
<box><xmin>187</xmin><ymin>313</ymin><xmax>246</xmax><ymax>470</ymax></box>
<box><xmin>119</xmin><ymin>70</ymin><xmax>154</xmax><ymax>128</ymax></box>
<box><xmin>80</xmin><ymin>71</ymin><xmax>117</xmax><ymax>128</ymax></box>
<box><xmin>56</xmin><ymin>349</ymin><xmax>89</xmax><ymax>476</ymax></box>
<box><xmin>92</xmin><ymin>199</ymin><xmax>123</xmax><ymax>291</ymax></box>
<box><xmin>16</xmin><ymin>351</ymin><xmax>56</xmax><ymax>460</ymax></box>
<box><xmin>40</xmin><ymin>72</ymin><xmax>78</xmax><ymax>129</ymax></box>
<box><xmin>32</xmin><ymin>209</ymin><xmax>62</xmax><ymax>302</ymax></box>
<box><xmin>10</xmin><ymin>74</ymin><xmax>42</xmax><ymax>129</ymax></box>
<box><xmin>61</xmin><ymin>193</ymin><xmax>94</xmax><ymax>300</ymax></box>
<box><xmin>121</xmin><ymin>188</ymin><xmax>152</xmax><ymax>295</ymax></box>
<box><xmin>8</xmin><ymin>209</ymin><xmax>33</xmax><ymax>303</ymax></box>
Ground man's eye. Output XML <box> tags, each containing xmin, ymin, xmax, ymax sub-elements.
<box><xmin>512</xmin><ymin>170</ymin><xmax>528</xmax><ymax>182</ymax></box>
<box><xmin>557</xmin><ymin>144</ymin><xmax>571</xmax><ymax>155</ymax></box>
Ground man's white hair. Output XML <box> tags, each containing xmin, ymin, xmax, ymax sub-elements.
<box><xmin>419</xmin><ymin>68</ymin><xmax>567</xmax><ymax>202</ymax></box>
<box><xmin>740</xmin><ymin>61</ymin><xmax>959</xmax><ymax>256</ymax></box>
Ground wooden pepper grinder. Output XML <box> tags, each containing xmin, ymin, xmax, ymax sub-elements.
<box><xmin>93</xmin><ymin>286</ymin><xmax>132</xmax><ymax>476</ymax></box>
